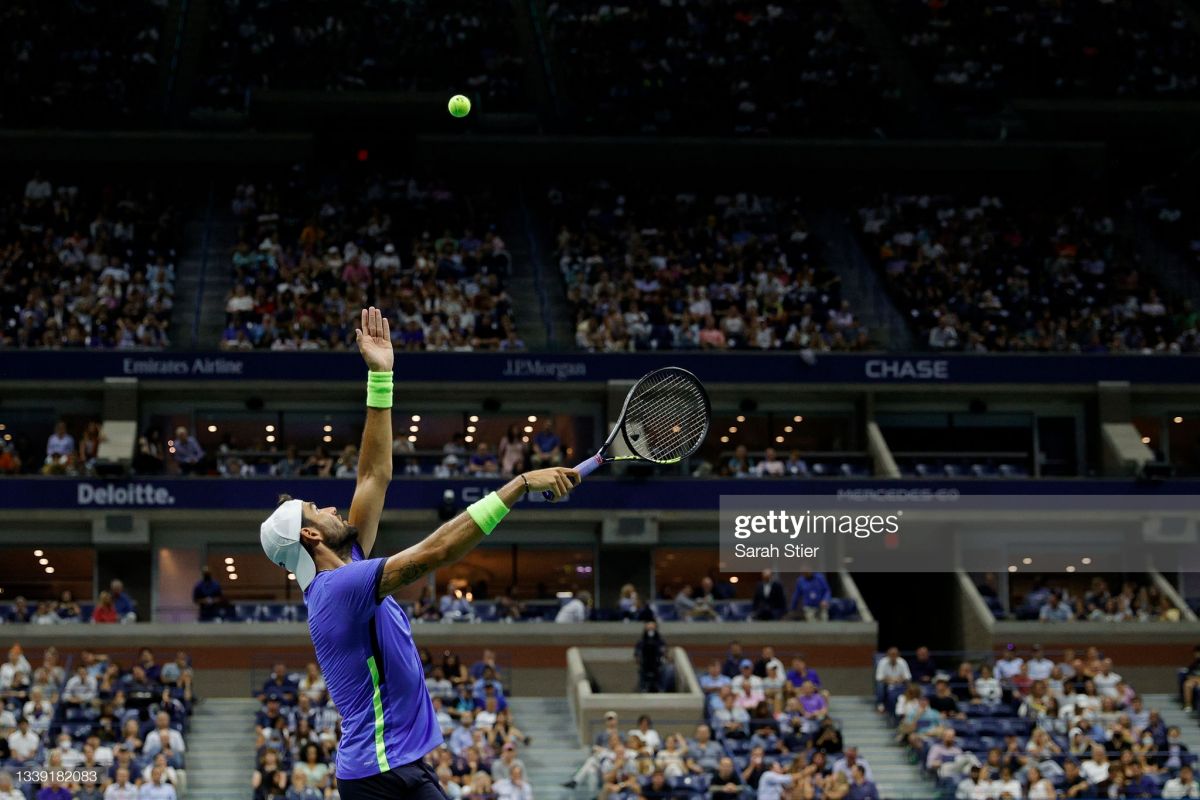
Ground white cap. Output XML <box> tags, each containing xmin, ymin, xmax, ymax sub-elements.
<box><xmin>260</xmin><ymin>499</ymin><xmax>317</xmax><ymax>590</ymax></box>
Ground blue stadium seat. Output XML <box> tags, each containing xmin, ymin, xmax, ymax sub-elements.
<box><xmin>653</xmin><ymin>601</ymin><xmax>679</xmax><ymax>621</ymax></box>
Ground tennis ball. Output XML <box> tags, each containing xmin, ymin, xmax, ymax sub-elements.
<box><xmin>448</xmin><ymin>95</ymin><xmax>471</xmax><ymax>118</ymax></box>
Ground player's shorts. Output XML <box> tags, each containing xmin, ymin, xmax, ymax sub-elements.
<box><xmin>338</xmin><ymin>759</ymin><xmax>449</xmax><ymax>800</ymax></box>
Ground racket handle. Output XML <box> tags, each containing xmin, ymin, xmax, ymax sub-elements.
<box><xmin>541</xmin><ymin>454</ymin><xmax>603</xmax><ymax>500</ymax></box>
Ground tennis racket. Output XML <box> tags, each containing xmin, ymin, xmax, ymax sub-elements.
<box><xmin>544</xmin><ymin>366</ymin><xmax>711</xmax><ymax>499</ymax></box>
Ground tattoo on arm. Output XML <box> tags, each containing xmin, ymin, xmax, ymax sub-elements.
<box><xmin>378</xmin><ymin>559</ymin><xmax>431</xmax><ymax>597</ymax></box>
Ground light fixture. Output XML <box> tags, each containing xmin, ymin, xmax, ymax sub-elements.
<box><xmin>1066</xmin><ymin>566</ymin><xmax>1076</xmax><ymax>573</ymax></box>
<box><xmin>736</xmin><ymin>415</ymin><xmax>746</xmax><ymax>423</ymax></box>
<box><xmin>1081</xmin><ymin>557</ymin><xmax>1092</xmax><ymax>565</ymax></box>
<box><xmin>523</xmin><ymin>426</ymin><xmax>533</xmax><ymax>433</ymax></box>
<box><xmin>465</xmin><ymin>435</ymin><xmax>474</xmax><ymax>443</ymax></box>
<box><xmin>287</xmin><ymin>573</ymin><xmax>296</xmax><ymax>581</ymax></box>
<box><xmin>168</xmin><ymin>447</ymin><xmax>176</xmax><ymax>454</ymax></box>
<box><xmin>229</xmin><ymin>573</ymin><xmax>238</xmax><ymax>580</ymax></box>
<box><xmin>720</xmin><ymin>436</ymin><xmax>729</xmax><ymax>443</ymax></box>
<box><xmin>1022</xmin><ymin>557</ymin><xmax>1032</xmax><ymax>565</ymax></box>
<box><xmin>323</xmin><ymin>425</ymin><xmax>333</xmax><ymax>433</ymax></box>
<box><xmin>1142</xmin><ymin>436</ymin><xmax>1151</xmax><ymax>444</ymax></box>
<box><xmin>207</xmin><ymin>425</ymin><xmax>217</xmax><ymax>433</ymax></box>
<box><xmin>322</xmin><ymin>435</ymin><xmax>332</xmax><ymax>443</ymax></box>
<box><xmin>266</xmin><ymin>435</ymin><xmax>276</xmax><ymax>443</ymax></box>
<box><xmin>167</xmin><ymin>440</ymin><xmax>174</xmax><ymax>447</ymax></box>
<box><xmin>411</xmin><ymin>415</ymin><xmax>421</xmax><ymax>422</ymax></box>
<box><xmin>226</xmin><ymin>564</ymin><xmax>235</xmax><ymax>572</ymax></box>
<box><xmin>521</xmin><ymin>436</ymin><xmax>529</xmax><ymax>443</ymax></box>
<box><xmin>265</xmin><ymin>424</ymin><xmax>275</xmax><ymax>432</ymax></box>
<box><xmin>2</xmin><ymin>434</ymin><xmax>9</xmax><ymax>441</ymax></box>
<box><xmin>45</xmin><ymin>567</ymin><xmax>54</xmax><ymax>574</ymax></box>
<box><xmin>775</xmin><ymin>436</ymin><xmax>784</xmax><ymax>443</ymax></box>
<box><xmin>409</xmin><ymin>425</ymin><xmax>419</xmax><ymax>433</ymax></box>
<box><xmin>0</xmin><ymin>424</ymin><xmax>5</xmax><ymax>430</ymax></box>
<box><xmin>407</xmin><ymin>435</ymin><xmax>417</xmax><ymax>443</ymax></box>
<box><xmin>1174</xmin><ymin>416</ymin><xmax>1184</xmax><ymax>424</ymax></box>
<box><xmin>466</xmin><ymin>426</ymin><xmax>476</xmax><ymax>433</ymax></box>
<box><xmin>794</xmin><ymin>415</ymin><xmax>803</xmax><ymax>423</ymax></box>
<box><xmin>225</xmin><ymin>557</ymin><xmax>234</xmax><ymax>564</ymax></box>
<box><xmin>527</xmin><ymin>415</ymin><xmax>537</xmax><ymax>423</ymax></box>
<box><xmin>728</xmin><ymin>426</ymin><xmax>737</xmax><ymax>433</ymax></box>
<box><xmin>38</xmin><ymin>558</ymin><xmax>48</xmax><ymax>566</ymax></box>
<box><xmin>1007</xmin><ymin>565</ymin><xmax>1018</xmax><ymax>573</ymax></box>
<box><xmin>784</xmin><ymin>426</ymin><xmax>793</xmax><ymax>433</ymax></box>
<box><xmin>729</xmin><ymin>576</ymin><xmax>739</xmax><ymax>584</ymax></box>
<box><xmin>469</xmin><ymin>415</ymin><xmax>479</xmax><ymax>423</ymax></box>
<box><xmin>33</xmin><ymin>550</ymin><xmax>43</xmax><ymax>557</ymax></box>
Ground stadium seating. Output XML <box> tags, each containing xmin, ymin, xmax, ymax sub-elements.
<box><xmin>550</xmin><ymin>184</ymin><xmax>870</xmax><ymax>352</ymax></box>
<box><xmin>0</xmin><ymin>175</ymin><xmax>177</xmax><ymax>350</ymax></box>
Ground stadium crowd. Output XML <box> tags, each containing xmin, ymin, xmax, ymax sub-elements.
<box><xmin>220</xmin><ymin>174</ymin><xmax>516</xmax><ymax>352</ymax></box>
<box><xmin>858</xmin><ymin>194</ymin><xmax>1199</xmax><ymax>353</ymax></box>
<box><xmin>0</xmin><ymin>579</ymin><xmax>138</xmax><ymax>626</ymax></box>
<box><xmin>879</xmin><ymin>644</ymin><xmax>1196</xmax><ymax>800</ymax></box>
<box><xmin>0</xmin><ymin>174</ymin><xmax>177</xmax><ymax>350</ymax></box>
<box><xmin>550</xmin><ymin>184</ymin><xmax>870</xmax><ymax>352</ymax></box>
<box><xmin>253</xmin><ymin>650</ymin><xmax>527</xmax><ymax>800</ymax></box>
<box><xmin>886</xmin><ymin>0</ymin><xmax>1200</xmax><ymax>107</ymax></box>
<box><xmin>0</xmin><ymin>1</ymin><xmax>165</xmax><ymax>127</ymax></box>
<box><xmin>567</xmin><ymin>638</ymin><xmax>879</xmax><ymax>799</ymax></box>
<box><xmin>545</xmin><ymin>0</ymin><xmax>892</xmax><ymax>136</ymax></box>
<box><xmin>0</xmin><ymin>644</ymin><xmax>193</xmax><ymax>799</ymax></box>
<box><xmin>981</xmin><ymin>576</ymin><xmax>1183</xmax><ymax>623</ymax></box>
<box><xmin>193</xmin><ymin>0</ymin><xmax>526</xmax><ymax>113</ymax></box>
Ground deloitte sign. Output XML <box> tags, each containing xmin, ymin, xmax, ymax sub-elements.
<box><xmin>77</xmin><ymin>482</ymin><xmax>177</xmax><ymax>507</ymax></box>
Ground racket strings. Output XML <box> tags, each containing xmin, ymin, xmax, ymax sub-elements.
<box><xmin>624</xmin><ymin>371</ymin><xmax>709</xmax><ymax>462</ymax></box>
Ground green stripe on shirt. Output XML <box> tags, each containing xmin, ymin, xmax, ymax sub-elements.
<box><xmin>366</xmin><ymin>655</ymin><xmax>391</xmax><ymax>771</ymax></box>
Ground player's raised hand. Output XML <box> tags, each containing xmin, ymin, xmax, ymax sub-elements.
<box><xmin>523</xmin><ymin>467</ymin><xmax>581</xmax><ymax>500</ymax></box>
<box><xmin>356</xmin><ymin>306</ymin><xmax>394</xmax><ymax>372</ymax></box>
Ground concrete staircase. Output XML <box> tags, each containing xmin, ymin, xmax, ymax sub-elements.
<box><xmin>506</xmin><ymin>696</ymin><xmax>589</xmax><ymax>800</ymax></box>
<box><xmin>184</xmin><ymin>697</ymin><xmax>259</xmax><ymax>800</ymax></box>
<box><xmin>836</xmin><ymin>696</ymin><xmax>929</xmax><ymax>799</ymax></box>
<box><xmin>173</xmin><ymin>206</ymin><xmax>242</xmax><ymax>349</ymax></box>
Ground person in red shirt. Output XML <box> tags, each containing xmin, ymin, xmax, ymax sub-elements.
<box><xmin>91</xmin><ymin>591</ymin><xmax>118</xmax><ymax>624</ymax></box>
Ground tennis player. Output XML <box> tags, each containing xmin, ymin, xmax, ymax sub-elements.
<box><xmin>260</xmin><ymin>307</ymin><xmax>579</xmax><ymax>799</ymax></box>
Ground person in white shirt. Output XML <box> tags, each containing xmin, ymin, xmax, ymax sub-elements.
<box><xmin>731</xmin><ymin>661</ymin><xmax>764</xmax><ymax>695</ymax></box>
<box><xmin>754</xmin><ymin>448</ymin><xmax>786</xmax><ymax>477</ymax></box>
<box><xmin>875</xmin><ymin>647</ymin><xmax>911</xmax><ymax>712</ymax></box>
<box><xmin>1093</xmin><ymin>660</ymin><xmax>1122</xmax><ymax>698</ymax></box>
<box><xmin>64</xmin><ymin>665</ymin><xmax>98</xmax><ymax>706</ymax></box>
<box><xmin>1081</xmin><ymin>744</ymin><xmax>1110</xmax><ymax>786</ymax></box>
<box><xmin>137</xmin><ymin>765</ymin><xmax>177</xmax><ymax>799</ymax></box>
<box><xmin>474</xmin><ymin>697</ymin><xmax>500</xmax><ymax>731</ymax></box>
<box><xmin>992</xmin><ymin>766</ymin><xmax>1022</xmax><ymax>800</ymax></box>
<box><xmin>105</xmin><ymin>766</ymin><xmax>139</xmax><ymax>800</ymax></box>
<box><xmin>756</xmin><ymin>762</ymin><xmax>793</xmax><ymax>800</ymax></box>
<box><xmin>142</xmin><ymin>712</ymin><xmax>186</xmax><ymax>760</ymax></box>
<box><xmin>628</xmin><ymin>716</ymin><xmax>662</xmax><ymax>752</ymax></box>
<box><xmin>0</xmin><ymin>771</ymin><xmax>20</xmax><ymax>800</ymax></box>
<box><xmin>8</xmin><ymin>717</ymin><xmax>39</xmax><ymax>762</ymax></box>
<box><xmin>1026</xmin><ymin>765</ymin><xmax>1055</xmax><ymax>800</ymax></box>
<box><xmin>554</xmin><ymin>591</ymin><xmax>591</xmax><ymax>623</ymax></box>
<box><xmin>493</xmin><ymin>765</ymin><xmax>534</xmax><ymax>800</ymax></box>
<box><xmin>23</xmin><ymin>687</ymin><xmax>54</xmax><ymax>732</ymax></box>
<box><xmin>954</xmin><ymin>767</ymin><xmax>983</xmax><ymax>800</ymax></box>
<box><xmin>1025</xmin><ymin>646</ymin><xmax>1054</xmax><ymax>681</ymax></box>
<box><xmin>994</xmin><ymin>651</ymin><xmax>1024</xmax><ymax>682</ymax></box>
<box><xmin>1163</xmin><ymin>764</ymin><xmax>1200</xmax><ymax>799</ymax></box>
<box><xmin>0</xmin><ymin>647</ymin><xmax>31</xmax><ymax>689</ymax></box>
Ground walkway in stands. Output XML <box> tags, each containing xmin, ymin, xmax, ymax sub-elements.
<box><xmin>506</xmin><ymin>696</ymin><xmax>589</xmax><ymax>800</ymax></box>
<box><xmin>184</xmin><ymin>697</ymin><xmax>259</xmax><ymax>800</ymax></box>
<box><xmin>1144</xmin><ymin>693</ymin><xmax>1200</xmax><ymax>755</ymax></box>
<box><xmin>837</xmin><ymin>696</ymin><xmax>928</xmax><ymax>799</ymax></box>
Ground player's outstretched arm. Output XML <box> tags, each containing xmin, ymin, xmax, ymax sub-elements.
<box><xmin>377</xmin><ymin>468</ymin><xmax>578</xmax><ymax>598</ymax></box>
<box><xmin>350</xmin><ymin>307</ymin><xmax>394</xmax><ymax>557</ymax></box>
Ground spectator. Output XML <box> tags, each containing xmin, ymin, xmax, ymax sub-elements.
<box><xmin>751</xmin><ymin>569</ymin><xmax>787</xmax><ymax>620</ymax></box>
<box><xmin>143</xmin><ymin>712</ymin><xmax>185</xmax><ymax>762</ymax></box>
<box><xmin>874</xmin><ymin>647</ymin><xmax>911</xmax><ymax>713</ymax></box>
<box><xmin>497</xmin><ymin>425</ymin><xmax>527</xmax><ymax>476</ymax></box>
<box><xmin>0</xmin><ymin>772</ymin><xmax>21</xmax><ymax>800</ymax></box>
<box><xmin>106</xmin><ymin>766</ymin><xmax>139</xmax><ymax>800</ymax></box>
<box><xmin>467</xmin><ymin>443</ymin><xmax>498</xmax><ymax>475</ymax></box>
<box><xmin>909</xmin><ymin>646</ymin><xmax>937</xmax><ymax>684</ymax></box>
<box><xmin>493</xmin><ymin>764</ymin><xmax>533</xmax><ymax>800</ymax></box>
<box><xmin>260</xmin><ymin>663</ymin><xmax>297</xmax><ymax>704</ymax></box>
<box><xmin>531</xmin><ymin>421</ymin><xmax>562</xmax><ymax>467</ymax></box>
<box><xmin>554</xmin><ymin>591</ymin><xmax>591</xmax><ymax>623</ymax></box>
<box><xmin>1163</xmin><ymin>764</ymin><xmax>1200</xmax><ymax>799</ymax></box>
<box><xmin>634</xmin><ymin>621</ymin><xmax>667</xmax><ymax>693</ymax></box>
<box><xmin>754</xmin><ymin>448</ymin><xmax>786</xmax><ymax>477</ymax></box>
<box><xmin>36</xmin><ymin>779</ymin><xmax>71</xmax><ymax>800</ymax></box>
<box><xmin>710</xmin><ymin>758</ymin><xmax>744</xmax><ymax>800</ymax></box>
<box><xmin>172</xmin><ymin>427</ymin><xmax>205</xmax><ymax>475</ymax></box>
<box><xmin>92</xmin><ymin>591</ymin><xmax>119</xmax><ymax>624</ymax></box>
<box><xmin>846</xmin><ymin>763</ymin><xmax>880</xmax><ymax>800</ymax></box>
<box><xmin>44</xmin><ymin>421</ymin><xmax>75</xmax><ymax>474</ymax></box>
<box><xmin>789</xmin><ymin>571</ymin><xmax>832</xmax><ymax>621</ymax></box>
<box><xmin>8</xmin><ymin>717</ymin><xmax>38</xmax><ymax>762</ymax></box>
<box><xmin>1039</xmin><ymin>593</ymin><xmax>1073</xmax><ymax>622</ymax></box>
<box><xmin>138</xmin><ymin>765</ymin><xmax>177</xmax><ymax>799</ymax></box>
<box><xmin>193</xmin><ymin>566</ymin><xmax>225</xmax><ymax>621</ymax></box>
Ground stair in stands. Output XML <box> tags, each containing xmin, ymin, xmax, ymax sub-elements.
<box><xmin>835</xmin><ymin>696</ymin><xmax>930</xmax><ymax>799</ymax></box>
<box><xmin>183</xmin><ymin>697</ymin><xmax>259</xmax><ymax>800</ymax></box>
<box><xmin>1141</xmin><ymin>694</ymin><xmax>1200</xmax><ymax>757</ymax></box>
<box><xmin>505</xmin><ymin>696</ymin><xmax>589</xmax><ymax>800</ymax></box>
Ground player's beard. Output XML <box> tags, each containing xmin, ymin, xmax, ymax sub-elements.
<box><xmin>326</xmin><ymin>521</ymin><xmax>359</xmax><ymax>560</ymax></box>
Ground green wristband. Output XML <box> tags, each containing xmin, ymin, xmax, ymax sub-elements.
<box><xmin>367</xmin><ymin>371</ymin><xmax>393</xmax><ymax>409</ymax></box>
<box><xmin>466</xmin><ymin>492</ymin><xmax>510</xmax><ymax>536</ymax></box>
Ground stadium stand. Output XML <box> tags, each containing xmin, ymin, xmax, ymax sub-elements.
<box><xmin>884</xmin><ymin>0</ymin><xmax>1200</xmax><ymax>110</ymax></box>
<box><xmin>222</xmin><ymin>173</ymin><xmax>514</xmax><ymax>352</ymax></box>
<box><xmin>976</xmin><ymin>573</ymin><xmax>1183</xmax><ymax>622</ymax></box>
<box><xmin>544</xmin><ymin>0</ymin><xmax>895</xmax><ymax>136</ymax></box>
<box><xmin>857</xmin><ymin>193</ymin><xmax>1198</xmax><ymax>353</ymax></box>
<box><xmin>192</xmin><ymin>0</ymin><xmax>528</xmax><ymax>114</ymax></box>
<box><xmin>0</xmin><ymin>1</ymin><xmax>167</xmax><ymax>128</ymax></box>
<box><xmin>549</xmin><ymin>184</ymin><xmax>869</xmax><ymax>352</ymax></box>
<box><xmin>0</xmin><ymin>174</ymin><xmax>177</xmax><ymax>350</ymax></box>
